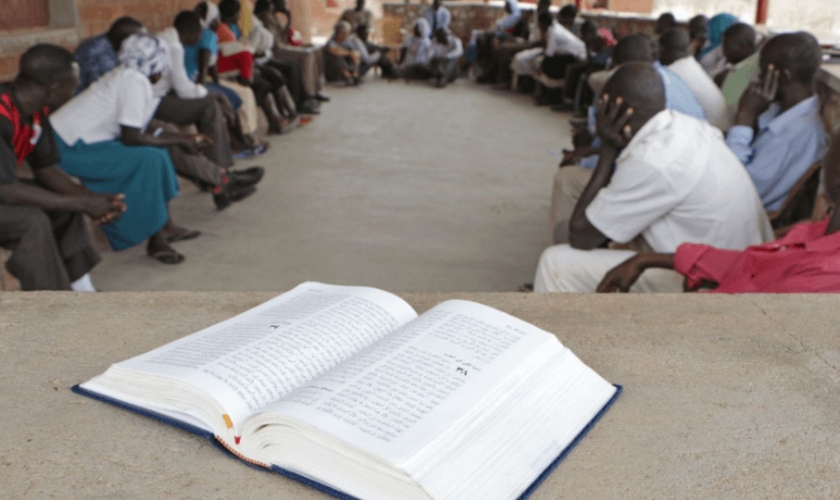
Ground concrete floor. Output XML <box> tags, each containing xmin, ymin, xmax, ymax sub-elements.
<box><xmin>90</xmin><ymin>79</ymin><xmax>572</xmax><ymax>292</ymax></box>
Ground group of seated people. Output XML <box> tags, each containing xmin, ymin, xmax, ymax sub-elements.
<box><xmin>518</xmin><ymin>10</ymin><xmax>836</xmax><ymax>293</ymax></box>
<box><xmin>325</xmin><ymin>0</ymin><xmax>464</xmax><ymax>89</ymax></box>
<box><xmin>0</xmin><ymin>0</ymin><xmax>335</xmax><ymax>291</ymax></box>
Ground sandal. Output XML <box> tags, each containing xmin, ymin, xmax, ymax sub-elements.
<box><xmin>148</xmin><ymin>248</ymin><xmax>185</xmax><ymax>265</ymax></box>
<box><xmin>165</xmin><ymin>227</ymin><xmax>202</xmax><ymax>243</ymax></box>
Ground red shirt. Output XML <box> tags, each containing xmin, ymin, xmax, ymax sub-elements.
<box><xmin>675</xmin><ymin>219</ymin><xmax>840</xmax><ymax>293</ymax></box>
<box><xmin>0</xmin><ymin>84</ymin><xmax>58</xmax><ymax>184</ymax></box>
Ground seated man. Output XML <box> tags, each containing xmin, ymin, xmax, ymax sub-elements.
<box><xmin>325</xmin><ymin>21</ymin><xmax>363</xmax><ymax>84</ymax></box>
<box><xmin>719</xmin><ymin>23</ymin><xmax>760</xmax><ymax>121</ymax></box>
<box><xmin>0</xmin><ymin>45</ymin><xmax>125</xmax><ymax>291</ymax></box>
<box><xmin>551</xmin><ymin>33</ymin><xmax>706</xmax><ymax>245</ymax></box>
<box><xmin>511</xmin><ymin>11</ymin><xmax>586</xmax><ymax>85</ymax></box>
<box><xmin>598</xmin><ymin>126</ymin><xmax>840</xmax><ymax>294</ymax></box>
<box><xmin>186</xmin><ymin>4</ymin><xmax>268</xmax><ymax>158</ymax></box>
<box><xmin>261</xmin><ymin>0</ymin><xmax>329</xmax><ymax>104</ymax></box>
<box><xmin>471</xmin><ymin>0</ymin><xmax>522</xmax><ymax>83</ymax></box>
<box><xmin>216</xmin><ymin>0</ymin><xmax>300</xmax><ymax>133</ymax></box>
<box><xmin>248</xmin><ymin>1</ymin><xmax>320</xmax><ymax>115</ymax></box>
<box><xmin>340</xmin><ymin>0</ymin><xmax>373</xmax><ymax>32</ymax></box>
<box><xmin>534</xmin><ymin>63</ymin><xmax>772</xmax><ymax>293</ymax></box>
<box><xmin>422</xmin><ymin>0</ymin><xmax>451</xmax><ymax>36</ymax></box>
<box><xmin>654</xmin><ymin>12</ymin><xmax>677</xmax><ymax>36</ymax></box>
<box><xmin>349</xmin><ymin>24</ymin><xmax>398</xmax><ymax>79</ymax></box>
<box><xmin>725</xmin><ymin>32</ymin><xmax>827</xmax><ymax>213</ymax></box>
<box><xmin>51</xmin><ymin>34</ymin><xmax>204</xmax><ymax>264</ymax></box>
<box><xmin>430</xmin><ymin>28</ymin><xmax>463</xmax><ymax>88</ymax></box>
<box><xmin>492</xmin><ymin>1</ymin><xmax>548</xmax><ymax>88</ymax></box>
<box><xmin>687</xmin><ymin>15</ymin><xmax>708</xmax><ymax>58</ymax></box>
<box><xmin>157</xmin><ymin>10</ymin><xmax>264</xmax><ymax>208</ymax></box>
<box><xmin>74</xmin><ymin>17</ymin><xmax>143</xmax><ymax>91</ymax></box>
<box><xmin>504</xmin><ymin>0</ymin><xmax>551</xmax><ymax>86</ymax></box>
<box><xmin>398</xmin><ymin>19</ymin><xmax>434</xmax><ymax>81</ymax></box>
<box><xmin>659</xmin><ymin>28</ymin><xmax>729</xmax><ymax>130</ymax></box>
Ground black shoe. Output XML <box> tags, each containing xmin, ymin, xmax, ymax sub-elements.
<box><xmin>314</xmin><ymin>93</ymin><xmax>330</xmax><ymax>102</ymax></box>
<box><xmin>299</xmin><ymin>99</ymin><xmax>320</xmax><ymax>115</ymax></box>
<box><xmin>230</xmin><ymin>166</ymin><xmax>265</xmax><ymax>188</ymax></box>
<box><xmin>213</xmin><ymin>185</ymin><xmax>257</xmax><ymax>211</ymax></box>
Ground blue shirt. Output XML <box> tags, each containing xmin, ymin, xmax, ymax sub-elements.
<box><xmin>654</xmin><ymin>62</ymin><xmax>706</xmax><ymax>121</ymax></box>
<box><xmin>184</xmin><ymin>29</ymin><xmax>219</xmax><ymax>81</ymax></box>
<box><xmin>580</xmin><ymin>64</ymin><xmax>707</xmax><ymax>169</ymax></box>
<box><xmin>725</xmin><ymin>96</ymin><xmax>827</xmax><ymax>212</ymax></box>
<box><xmin>422</xmin><ymin>7</ymin><xmax>451</xmax><ymax>36</ymax></box>
<box><xmin>74</xmin><ymin>35</ymin><xmax>120</xmax><ymax>91</ymax></box>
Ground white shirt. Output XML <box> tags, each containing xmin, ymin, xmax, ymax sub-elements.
<box><xmin>155</xmin><ymin>27</ymin><xmax>209</xmax><ymax>99</ymax></box>
<box><xmin>51</xmin><ymin>67</ymin><xmax>161</xmax><ymax>145</ymax></box>
<box><xmin>586</xmin><ymin>110</ymin><xmax>773</xmax><ymax>253</ymax></box>
<box><xmin>545</xmin><ymin>22</ymin><xmax>586</xmax><ymax>60</ymax></box>
<box><xmin>668</xmin><ymin>56</ymin><xmax>731</xmax><ymax>131</ymax></box>
<box><xmin>432</xmin><ymin>34</ymin><xmax>463</xmax><ymax>60</ymax></box>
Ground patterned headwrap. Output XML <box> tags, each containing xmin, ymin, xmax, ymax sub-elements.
<box><xmin>119</xmin><ymin>34</ymin><xmax>169</xmax><ymax>78</ymax></box>
<box><xmin>200</xmin><ymin>1</ymin><xmax>221</xmax><ymax>29</ymax></box>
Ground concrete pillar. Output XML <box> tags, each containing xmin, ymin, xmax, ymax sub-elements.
<box><xmin>287</xmin><ymin>0</ymin><xmax>313</xmax><ymax>43</ymax></box>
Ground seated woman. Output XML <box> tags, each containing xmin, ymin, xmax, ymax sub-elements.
<box><xmin>195</xmin><ymin>0</ymin><xmax>261</xmax><ymax>139</ymax></box>
<box><xmin>324</xmin><ymin>21</ymin><xmax>362</xmax><ymax>85</ymax></box>
<box><xmin>50</xmin><ymin>34</ymin><xmax>200</xmax><ymax>264</ymax></box>
<box><xmin>189</xmin><ymin>1</ymin><xmax>267</xmax><ymax>157</ymax></box>
<box><xmin>215</xmin><ymin>0</ymin><xmax>298</xmax><ymax>134</ymax></box>
<box><xmin>399</xmin><ymin>19</ymin><xmax>434</xmax><ymax>81</ymax></box>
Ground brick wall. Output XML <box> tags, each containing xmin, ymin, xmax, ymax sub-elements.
<box><xmin>0</xmin><ymin>0</ymin><xmax>205</xmax><ymax>81</ymax></box>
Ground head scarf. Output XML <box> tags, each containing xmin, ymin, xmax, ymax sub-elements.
<box><xmin>200</xmin><ymin>1</ymin><xmax>221</xmax><ymax>29</ymax></box>
<box><xmin>700</xmin><ymin>13</ymin><xmax>737</xmax><ymax>58</ymax></box>
<box><xmin>119</xmin><ymin>33</ymin><xmax>169</xmax><ymax>77</ymax></box>
<box><xmin>414</xmin><ymin>18</ymin><xmax>431</xmax><ymax>38</ymax></box>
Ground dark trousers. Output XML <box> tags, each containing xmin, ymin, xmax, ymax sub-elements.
<box><xmin>360</xmin><ymin>55</ymin><xmax>398</xmax><ymax>79</ymax></box>
<box><xmin>324</xmin><ymin>53</ymin><xmax>355</xmax><ymax>82</ymax></box>
<box><xmin>0</xmin><ymin>204</ymin><xmax>100</xmax><ymax>290</ymax></box>
<box><xmin>401</xmin><ymin>64</ymin><xmax>433</xmax><ymax>80</ymax></box>
<box><xmin>541</xmin><ymin>54</ymin><xmax>579</xmax><ymax>80</ymax></box>
<box><xmin>250</xmin><ymin>66</ymin><xmax>286</xmax><ymax>104</ymax></box>
<box><xmin>264</xmin><ymin>60</ymin><xmax>308</xmax><ymax>105</ymax></box>
<box><xmin>154</xmin><ymin>95</ymin><xmax>234</xmax><ymax>169</ymax></box>
<box><xmin>431</xmin><ymin>58</ymin><xmax>459</xmax><ymax>85</ymax></box>
<box><xmin>147</xmin><ymin>119</ymin><xmax>223</xmax><ymax>187</ymax></box>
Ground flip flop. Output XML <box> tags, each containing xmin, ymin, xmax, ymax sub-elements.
<box><xmin>166</xmin><ymin>228</ymin><xmax>202</xmax><ymax>243</ymax></box>
<box><xmin>148</xmin><ymin>248</ymin><xmax>185</xmax><ymax>265</ymax></box>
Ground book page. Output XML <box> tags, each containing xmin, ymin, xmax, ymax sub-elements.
<box><xmin>108</xmin><ymin>283</ymin><xmax>418</xmax><ymax>431</ymax></box>
<box><xmin>259</xmin><ymin>300</ymin><xmax>558</xmax><ymax>464</ymax></box>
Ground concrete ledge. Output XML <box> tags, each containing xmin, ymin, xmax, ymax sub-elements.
<box><xmin>2</xmin><ymin>291</ymin><xmax>839</xmax><ymax>498</ymax></box>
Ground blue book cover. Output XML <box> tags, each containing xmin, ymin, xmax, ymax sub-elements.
<box><xmin>72</xmin><ymin>384</ymin><xmax>621</xmax><ymax>500</ymax></box>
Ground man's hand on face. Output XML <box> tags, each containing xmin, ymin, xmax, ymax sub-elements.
<box><xmin>735</xmin><ymin>64</ymin><xmax>779</xmax><ymax>127</ymax></box>
<box><xmin>596</xmin><ymin>94</ymin><xmax>634</xmax><ymax>151</ymax></box>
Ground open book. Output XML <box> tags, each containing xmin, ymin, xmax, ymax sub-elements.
<box><xmin>75</xmin><ymin>283</ymin><xmax>620</xmax><ymax>500</ymax></box>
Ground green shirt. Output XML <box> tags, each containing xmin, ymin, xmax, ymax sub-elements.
<box><xmin>721</xmin><ymin>51</ymin><xmax>760</xmax><ymax>116</ymax></box>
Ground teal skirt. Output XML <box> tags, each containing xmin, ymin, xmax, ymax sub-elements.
<box><xmin>55</xmin><ymin>133</ymin><xmax>179</xmax><ymax>251</ymax></box>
